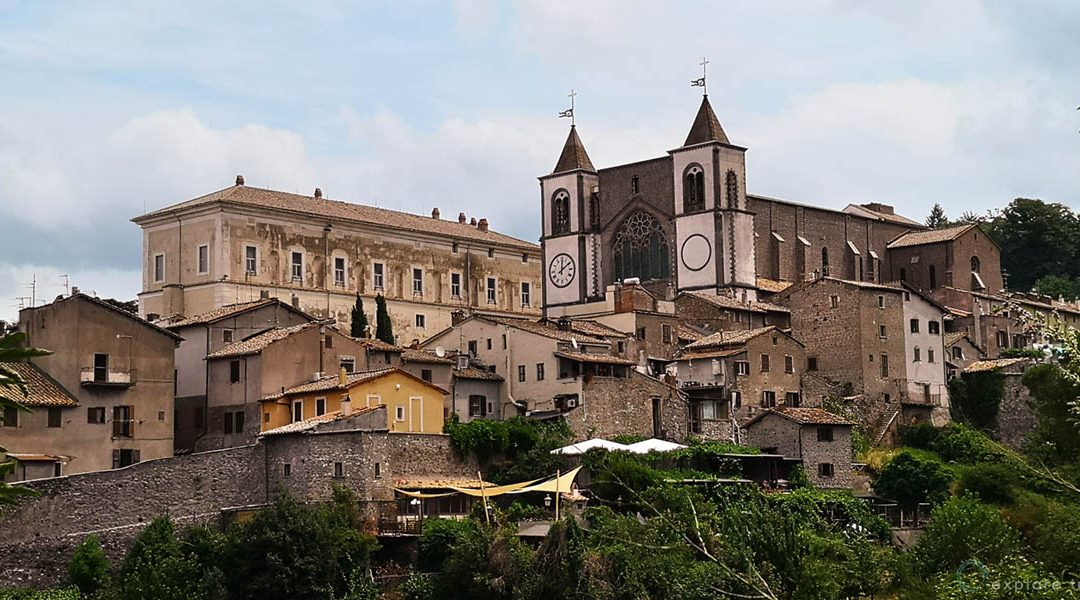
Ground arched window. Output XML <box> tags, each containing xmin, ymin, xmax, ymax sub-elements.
<box><xmin>929</xmin><ymin>265</ymin><xmax>937</xmax><ymax>289</ymax></box>
<box><xmin>683</xmin><ymin>165</ymin><xmax>705</xmax><ymax>212</ymax></box>
<box><xmin>613</xmin><ymin>210</ymin><xmax>669</xmax><ymax>282</ymax></box>
<box><xmin>970</xmin><ymin>256</ymin><xmax>980</xmax><ymax>273</ymax></box>
<box><xmin>900</xmin><ymin>268</ymin><xmax>907</xmax><ymax>282</ymax></box>
<box><xmin>821</xmin><ymin>247</ymin><xmax>830</xmax><ymax>277</ymax></box>
<box><xmin>725</xmin><ymin>170</ymin><xmax>739</xmax><ymax>209</ymax></box>
<box><xmin>552</xmin><ymin>191</ymin><xmax>570</xmax><ymax>235</ymax></box>
<box><xmin>914</xmin><ymin>346</ymin><xmax>921</xmax><ymax>362</ymax></box>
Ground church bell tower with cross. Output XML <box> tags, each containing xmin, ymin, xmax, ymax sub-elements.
<box><xmin>670</xmin><ymin>58</ymin><xmax>757</xmax><ymax>298</ymax></box>
<box><xmin>540</xmin><ymin>90</ymin><xmax>601</xmax><ymax>312</ymax></box>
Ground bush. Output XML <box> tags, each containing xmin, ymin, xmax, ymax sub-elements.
<box><xmin>68</xmin><ymin>535</ymin><xmax>109</xmax><ymax>597</ymax></box>
<box><xmin>949</xmin><ymin>371</ymin><xmax>1005</xmax><ymax>430</ymax></box>
<box><xmin>932</xmin><ymin>423</ymin><xmax>999</xmax><ymax>464</ymax></box>
<box><xmin>417</xmin><ymin>518</ymin><xmax>475</xmax><ymax>572</ymax></box>
<box><xmin>900</xmin><ymin>422</ymin><xmax>940</xmax><ymax>450</ymax></box>
<box><xmin>957</xmin><ymin>463</ymin><xmax>1018</xmax><ymax>505</ymax></box>
<box><xmin>913</xmin><ymin>495</ymin><xmax>1022</xmax><ymax>576</ymax></box>
<box><xmin>874</xmin><ymin>451</ymin><xmax>954</xmax><ymax>509</ymax></box>
<box><xmin>399</xmin><ymin>572</ymin><xmax>437</xmax><ymax>600</ymax></box>
<box><xmin>505</xmin><ymin>501</ymin><xmax>548</xmax><ymax>523</ymax></box>
<box><xmin>1032</xmin><ymin>502</ymin><xmax>1080</xmax><ymax>577</ymax></box>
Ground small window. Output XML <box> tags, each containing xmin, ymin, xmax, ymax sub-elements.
<box><xmin>316</xmin><ymin>398</ymin><xmax>326</xmax><ymax>416</ymax></box>
<box><xmin>283</xmin><ymin>463</ymin><xmax>291</xmax><ymax>477</ymax></box>
<box><xmin>784</xmin><ymin>355</ymin><xmax>794</xmax><ymax>374</ymax></box>
<box><xmin>412</xmin><ymin>268</ymin><xmax>424</xmax><ymax>295</ymax></box>
<box><xmin>421</xmin><ymin>369</ymin><xmax>432</xmax><ymax>382</ymax></box>
<box><xmin>415</xmin><ymin>314</ymin><xmax>426</xmax><ymax>329</ymax></box>
<box><xmin>521</xmin><ymin>253</ymin><xmax>529</xmax><ymax>264</ymax></box>
<box><xmin>292</xmin><ymin>400</ymin><xmax>303</xmax><ymax>423</ymax></box>
<box><xmin>3</xmin><ymin>406</ymin><xmax>17</xmax><ymax>427</ymax></box>
<box><xmin>762</xmin><ymin>391</ymin><xmax>776</xmax><ymax>408</ymax></box>
<box><xmin>880</xmin><ymin>353</ymin><xmax>889</xmax><ymax>378</ymax></box>
<box><xmin>334</xmin><ymin>462</ymin><xmax>344</xmax><ymax>478</ymax></box>
<box><xmin>87</xmin><ymin>407</ymin><xmax>106</xmax><ymax>424</ymax></box>
<box><xmin>197</xmin><ymin>245</ymin><xmax>209</xmax><ymax>275</ymax></box>
<box><xmin>617</xmin><ymin>341</ymin><xmax>626</xmax><ymax>353</ymax></box>
<box><xmin>636</xmin><ymin>327</ymin><xmax>646</xmax><ymax>340</ymax></box>
<box><xmin>93</xmin><ymin>353</ymin><xmax>109</xmax><ymax>382</ymax></box>
<box><xmin>230</xmin><ymin>360</ymin><xmax>241</xmax><ymax>383</ymax></box>
<box><xmin>521</xmin><ymin>282</ymin><xmax>531</xmax><ymax>307</ymax></box>
<box><xmin>877</xmin><ymin>295</ymin><xmax>885</xmax><ymax>309</ymax></box>
<box><xmin>373</xmin><ymin>263</ymin><xmax>385</xmax><ymax>290</ymax></box>
<box><xmin>910</xmin><ymin>319</ymin><xmax>919</xmax><ymax>334</ymax></box>
<box><xmin>661</xmin><ymin>323</ymin><xmax>673</xmax><ymax>344</ymax></box>
<box><xmin>807</xmin><ymin>357</ymin><xmax>818</xmax><ymax>372</ymax></box>
<box><xmin>468</xmin><ymin>340</ymin><xmax>478</xmax><ymax>356</ymax></box>
<box><xmin>732</xmin><ymin>391</ymin><xmax>742</xmax><ymax>408</ymax></box>
<box><xmin>818</xmin><ymin>463</ymin><xmax>835</xmax><ymax>478</ymax></box>
<box><xmin>264</xmin><ymin>412</ymin><xmax>270</xmax><ymax>423</ymax></box>
<box><xmin>518</xmin><ymin>365</ymin><xmax>526</xmax><ymax>382</ymax></box>
<box><xmin>952</xmin><ymin>346</ymin><xmax>963</xmax><ymax>360</ymax></box>
<box><xmin>928</xmin><ymin>321</ymin><xmax>940</xmax><ymax>335</ymax></box>
<box><xmin>374</xmin><ymin>462</ymin><xmax>381</xmax><ymax>478</ymax></box>
<box><xmin>395</xmin><ymin>406</ymin><xmax>405</xmax><ymax>422</ymax></box>
<box><xmin>879</xmin><ymin>325</ymin><xmax>887</xmax><ymax>339</ymax></box>
<box><xmin>452</xmin><ymin>242</ymin><xmax>459</xmax><ymax>253</ymax></box>
<box><xmin>340</xmin><ymin>357</ymin><xmax>355</xmax><ymax>373</ymax></box>
<box><xmin>224</xmin><ymin>412</ymin><xmax>234</xmax><ymax>434</ymax></box>
<box><xmin>735</xmin><ymin>361</ymin><xmax>750</xmax><ymax>376</ymax></box>
<box><xmin>334</xmin><ymin>257</ymin><xmax>346</xmax><ymax>287</ymax></box>
<box><xmin>970</xmin><ymin>256</ymin><xmax>981</xmax><ymax>273</ymax></box>
<box><xmin>502</xmin><ymin>334</ymin><xmax>507</xmax><ymax>349</ymax></box>
<box><xmin>536</xmin><ymin>363</ymin><xmax>545</xmax><ymax>381</ymax></box>
<box><xmin>451</xmin><ymin>273</ymin><xmax>462</xmax><ymax>299</ymax></box>
<box><xmin>914</xmin><ymin>347</ymin><xmax>921</xmax><ymax>362</ymax></box>
<box><xmin>469</xmin><ymin>394</ymin><xmax>487</xmax><ymax>417</ymax></box>
<box><xmin>760</xmin><ymin>354</ymin><xmax>770</xmax><ymax>373</ymax></box>
<box><xmin>928</xmin><ymin>348</ymin><xmax>935</xmax><ymax>363</ymax></box>
<box><xmin>324</xmin><ymin>335</ymin><xmax>333</xmax><ymax>349</ymax></box>
<box><xmin>245</xmin><ymin>246</ymin><xmax>258</xmax><ymax>275</ymax></box>
<box><xmin>223</xmin><ymin>329</ymin><xmax>233</xmax><ymax>343</ymax></box>
<box><xmin>829</xmin><ymin>295</ymin><xmax>839</xmax><ymax>309</ymax></box>
<box><xmin>486</xmin><ymin>338</ymin><xmax>492</xmax><ymax>351</ymax></box>
<box><xmin>631</xmin><ymin>175</ymin><xmax>640</xmax><ymax>194</ymax></box>
<box><xmin>487</xmin><ymin>248</ymin><xmax>495</xmax><ymax>259</ymax></box>
<box><xmin>785</xmin><ymin>391</ymin><xmax>801</xmax><ymax>407</ymax></box>
<box><xmin>291</xmin><ymin>251</ymin><xmax>303</xmax><ymax>281</ymax></box>
<box><xmin>486</xmin><ymin>277</ymin><xmax>496</xmax><ymax>304</ymax></box>
<box><xmin>47</xmin><ymin>407</ymin><xmax>62</xmax><ymax>428</ymax></box>
<box><xmin>153</xmin><ymin>253</ymin><xmax>165</xmax><ymax>282</ymax></box>
<box><xmin>817</xmin><ymin>426</ymin><xmax>834</xmax><ymax>442</ymax></box>
<box><xmin>53</xmin><ymin>463</ymin><xmax>62</xmax><ymax>477</ymax></box>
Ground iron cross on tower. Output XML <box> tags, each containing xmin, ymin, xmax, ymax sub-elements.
<box><xmin>691</xmin><ymin>57</ymin><xmax>708</xmax><ymax>95</ymax></box>
<box><xmin>559</xmin><ymin>89</ymin><xmax>576</xmax><ymax>126</ymax></box>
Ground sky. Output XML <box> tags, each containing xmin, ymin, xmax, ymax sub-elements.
<box><xmin>0</xmin><ymin>0</ymin><xmax>1078</xmax><ymax>321</ymax></box>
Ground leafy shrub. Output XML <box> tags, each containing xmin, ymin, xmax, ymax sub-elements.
<box><xmin>956</xmin><ymin>463</ymin><xmax>1018</xmax><ymax>504</ymax></box>
<box><xmin>417</xmin><ymin>518</ymin><xmax>475</xmax><ymax>572</ymax></box>
<box><xmin>1032</xmin><ymin>502</ymin><xmax>1080</xmax><ymax>577</ymax></box>
<box><xmin>587</xmin><ymin>450</ymin><xmax>663</xmax><ymax>505</ymax></box>
<box><xmin>900</xmin><ymin>422</ymin><xmax>940</xmax><ymax>450</ymax></box>
<box><xmin>68</xmin><ymin>534</ymin><xmax>109</xmax><ymax>597</ymax></box>
<box><xmin>948</xmin><ymin>371</ymin><xmax>1005</xmax><ymax>430</ymax></box>
<box><xmin>399</xmin><ymin>572</ymin><xmax>437</xmax><ymax>600</ymax></box>
<box><xmin>788</xmin><ymin>464</ymin><xmax>812</xmax><ymax>490</ymax></box>
<box><xmin>0</xmin><ymin>590</ymin><xmax>81</xmax><ymax>600</ymax></box>
<box><xmin>505</xmin><ymin>501</ymin><xmax>548</xmax><ymax>523</ymax></box>
<box><xmin>913</xmin><ymin>495</ymin><xmax>1022</xmax><ymax>576</ymax></box>
<box><xmin>873</xmin><ymin>451</ymin><xmax>953</xmax><ymax>509</ymax></box>
<box><xmin>932</xmin><ymin>423</ymin><xmax>999</xmax><ymax>464</ymax></box>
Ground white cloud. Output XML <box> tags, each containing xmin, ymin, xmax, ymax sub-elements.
<box><xmin>0</xmin><ymin>264</ymin><xmax>140</xmax><ymax>323</ymax></box>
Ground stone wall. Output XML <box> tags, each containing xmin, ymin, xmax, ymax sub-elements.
<box><xmin>568</xmin><ymin>371</ymin><xmax>690</xmax><ymax>442</ymax></box>
<box><xmin>743</xmin><ymin>414</ymin><xmax>853</xmax><ymax>489</ymax></box>
<box><xmin>991</xmin><ymin>370</ymin><xmax>1037</xmax><ymax>450</ymax></box>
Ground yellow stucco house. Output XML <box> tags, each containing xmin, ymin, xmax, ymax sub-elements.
<box><xmin>261</xmin><ymin>367</ymin><xmax>447</xmax><ymax>434</ymax></box>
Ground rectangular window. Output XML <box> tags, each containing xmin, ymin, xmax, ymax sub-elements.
<box><xmin>636</xmin><ymin>327</ymin><xmax>646</xmax><ymax>340</ymax></box>
<box><xmin>469</xmin><ymin>395</ymin><xmax>487</xmax><ymax>417</ymax></box>
<box><xmin>880</xmin><ymin>354</ymin><xmax>889</xmax><ymax>378</ymax></box>
<box><xmin>3</xmin><ymin>406</ymin><xmax>17</xmax><ymax>427</ymax></box>
<box><xmin>324</xmin><ymin>335</ymin><xmax>333</xmax><ymax>349</ymax></box>
<box><xmin>952</xmin><ymin>346</ymin><xmax>963</xmax><ymax>360</ymax></box>
<box><xmin>224</xmin><ymin>411</ymin><xmax>234</xmax><ymax>434</ymax></box>
<box><xmin>829</xmin><ymin>295</ymin><xmax>839</xmax><ymax>309</ymax></box>
<box><xmin>415</xmin><ymin>314</ymin><xmax>426</xmax><ymax>329</ymax></box>
<box><xmin>785</xmin><ymin>391</ymin><xmax>801</xmax><ymax>406</ymax></box>
<box><xmin>283</xmin><ymin>463</ymin><xmax>291</xmax><ymax>477</ymax></box>
<box><xmin>413</xmin><ymin>268</ymin><xmax>423</xmax><ymax>295</ymax></box>
<box><xmin>113</xmin><ymin>449</ymin><xmax>139</xmax><ymax>469</ymax></box>
<box><xmin>818</xmin><ymin>463</ymin><xmax>835</xmax><ymax>478</ymax></box>
<box><xmin>245</xmin><ymin>246</ymin><xmax>257</xmax><ymax>275</ymax></box>
<box><xmin>521</xmin><ymin>282</ymin><xmax>531</xmax><ymax>307</ymax></box>
<box><xmin>914</xmin><ymin>347</ymin><xmax>921</xmax><ymax>362</ymax></box>
<box><xmin>421</xmin><ymin>369</ymin><xmax>432</xmax><ymax>382</ymax></box>
<box><xmin>536</xmin><ymin>363</ymin><xmax>545</xmax><ymax>381</ymax></box>
<box><xmin>334</xmin><ymin>462</ymin><xmax>344</xmax><ymax>478</ymax></box>
<box><xmin>87</xmin><ymin>407</ymin><xmax>106</xmax><ymax>424</ymax></box>
<box><xmin>292</xmin><ymin>400</ymin><xmax>303</xmax><ymax>423</ymax></box>
<box><xmin>395</xmin><ymin>406</ymin><xmax>405</xmax><ymax>422</ymax></box>
<box><xmin>197</xmin><ymin>245</ymin><xmax>209</xmax><ymax>275</ymax></box>
<box><xmin>229</xmin><ymin>360</ymin><xmax>241</xmax><ymax>383</ymax></box>
<box><xmin>735</xmin><ymin>361</ymin><xmax>750</xmax><ymax>376</ymax></box>
<box><xmin>878</xmin><ymin>295</ymin><xmax>885</xmax><ymax>308</ymax></box>
<box><xmin>910</xmin><ymin>319</ymin><xmax>920</xmax><ymax>333</ymax></box>
<box><xmin>996</xmin><ymin>330</ymin><xmax>1008</xmax><ymax>349</ymax></box>
<box><xmin>487</xmin><ymin>248</ymin><xmax>494</xmax><ymax>259</ymax></box>
<box><xmin>661</xmin><ymin>323</ymin><xmax>673</xmax><ymax>344</ymax></box>
<box><xmin>339</xmin><ymin>356</ymin><xmax>355</xmax><ymax>373</ymax></box>
<box><xmin>153</xmin><ymin>253</ymin><xmax>165</xmax><ymax>282</ymax></box>
<box><xmin>518</xmin><ymin>365</ymin><xmax>526</xmax><ymax>382</ymax></box>
<box><xmin>784</xmin><ymin>355</ymin><xmax>794</xmax><ymax>374</ymax></box>
<box><xmin>235</xmin><ymin>411</ymin><xmax>244</xmax><ymax>433</ymax></box>
<box><xmin>928</xmin><ymin>348</ymin><xmax>935</xmax><ymax>363</ymax></box>
<box><xmin>334</xmin><ymin>257</ymin><xmax>346</xmax><ymax>287</ymax></box>
<box><xmin>807</xmin><ymin>357</ymin><xmax>818</xmax><ymax>371</ymax></box>
<box><xmin>374</xmin><ymin>462</ymin><xmax>381</xmax><ymax>478</ymax></box>
<box><xmin>373</xmin><ymin>263</ymin><xmax>384</xmax><ymax>290</ymax></box>
<box><xmin>879</xmin><ymin>325</ymin><xmax>887</xmax><ymax>339</ymax></box>
<box><xmin>93</xmin><ymin>353</ymin><xmax>109</xmax><ymax>382</ymax></box>
<box><xmin>47</xmin><ymin>407</ymin><xmax>61</xmax><ymax>428</ymax></box>
<box><xmin>731</xmin><ymin>391</ymin><xmax>742</xmax><ymax>408</ymax></box>
<box><xmin>112</xmin><ymin>405</ymin><xmax>133</xmax><ymax>437</ymax></box>
<box><xmin>817</xmin><ymin>426</ymin><xmax>834</xmax><ymax>442</ymax></box>
<box><xmin>521</xmin><ymin>253</ymin><xmax>529</xmax><ymax>263</ymax></box>
<box><xmin>223</xmin><ymin>329</ymin><xmax>233</xmax><ymax>343</ymax></box>
<box><xmin>762</xmin><ymin>391</ymin><xmax>777</xmax><ymax>408</ymax></box>
<box><xmin>316</xmin><ymin>398</ymin><xmax>326</xmax><ymax>416</ymax></box>
<box><xmin>700</xmin><ymin>399</ymin><xmax>724</xmax><ymax>420</ymax></box>
<box><xmin>486</xmin><ymin>277</ymin><xmax>496</xmax><ymax>304</ymax></box>
<box><xmin>291</xmin><ymin>251</ymin><xmax>303</xmax><ymax>281</ymax></box>
<box><xmin>451</xmin><ymin>273</ymin><xmax>461</xmax><ymax>299</ymax></box>
<box><xmin>928</xmin><ymin>321</ymin><xmax>940</xmax><ymax>334</ymax></box>
<box><xmin>760</xmin><ymin>353</ymin><xmax>770</xmax><ymax>373</ymax></box>
<box><xmin>468</xmin><ymin>340</ymin><xmax>478</xmax><ymax>356</ymax></box>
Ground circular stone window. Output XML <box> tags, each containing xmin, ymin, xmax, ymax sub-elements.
<box><xmin>680</xmin><ymin>234</ymin><xmax>712</xmax><ymax>272</ymax></box>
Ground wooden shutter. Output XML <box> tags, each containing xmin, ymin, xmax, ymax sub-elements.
<box><xmin>112</xmin><ymin>449</ymin><xmax>121</xmax><ymax>469</ymax></box>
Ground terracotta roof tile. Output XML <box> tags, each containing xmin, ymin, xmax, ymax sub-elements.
<box><xmin>263</xmin><ymin>367</ymin><xmax>398</xmax><ymax>399</ymax></box>
<box><xmin>401</xmin><ymin>349</ymin><xmax>453</xmax><ymax>364</ymax></box>
<box><xmin>134</xmin><ymin>184</ymin><xmax>539</xmax><ymax>251</ymax></box>
<box><xmin>887</xmin><ymin>224</ymin><xmax>976</xmax><ymax>249</ymax></box>
<box><xmin>553</xmin><ymin>351</ymin><xmax>636</xmax><ymax>366</ymax></box>
<box><xmin>394</xmin><ymin>476</ymin><xmax>493</xmax><ymax>489</ymax></box>
<box><xmin>453</xmin><ymin>366</ymin><xmax>504</xmax><ymax>381</ymax></box>
<box><xmin>480</xmin><ymin>316</ymin><xmax>608</xmax><ymax>345</ymax></box>
<box><xmin>842</xmin><ymin>204</ymin><xmax>925</xmax><ymax>227</ymax></box>
<box><xmin>163</xmin><ymin>299</ymin><xmax>311</xmax><ymax>328</ymax></box>
<box><xmin>684</xmin><ymin>326</ymin><xmax>778</xmax><ymax>350</ymax></box>
<box><xmin>0</xmin><ymin>363</ymin><xmax>78</xmax><ymax>407</ymax></box>
<box><xmin>963</xmin><ymin>358</ymin><xmax>1028</xmax><ymax>373</ymax></box>
<box><xmin>682</xmin><ymin>291</ymin><xmax>790</xmax><ymax>314</ymax></box>
<box><xmin>756</xmin><ymin>278</ymin><xmax>793</xmax><ymax>294</ymax></box>
<box><xmin>206</xmin><ymin>322</ymin><xmax>320</xmax><ymax>359</ymax></box>
<box><xmin>675</xmin><ymin>348</ymin><xmax>746</xmax><ymax>361</ymax></box>
<box><xmin>677</xmin><ymin>324</ymin><xmax>707</xmax><ymax>343</ymax></box>
<box><xmin>259</xmin><ymin>406</ymin><xmax>382</xmax><ymax>437</ymax></box>
<box><xmin>358</xmin><ymin>338</ymin><xmax>403</xmax><ymax>352</ymax></box>
<box><xmin>745</xmin><ymin>406</ymin><xmax>854</xmax><ymax>427</ymax></box>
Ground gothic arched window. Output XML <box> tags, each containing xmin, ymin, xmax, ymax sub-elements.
<box><xmin>726</xmin><ymin>170</ymin><xmax>739</xmax><ymax>209</ymax></box>
<box><xmin>970</xmin><ymin>256</ymin><xmax>980</xmax><ymax>273</ymax></box>
<box><xmin>613</xmin><ymin>210</ymin><xmax>669</xmax><ymax>283</ymax></box>
<box><xmin>552</xmin><ymin>190</ymin><xmax>570</xmax><ymax>235</ymax></box>
<box><xmin>683</xmin><ymin>165</ymin><xmax>705</xmax><ymax>213</ymax></box>
<box><xmin>821</xmin><ymin>247</ymin><xmax>830</xmax><ymax>277</ymax></box>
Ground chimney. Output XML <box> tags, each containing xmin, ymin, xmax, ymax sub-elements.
<box><xmin>477</xmin><ymin>218</ymin><xmax>489</xmax><ymax>232</ymax></box>
<box><xmin>71</xmin><ymin>286</ymin><xmax>80</xmax><ymax>296</ymax></box>
<box><xmin>451</xmin><ymin>310</ymin><xmax>467</xmax><ymax>325</ymax></box>
<box><xmin>339</xmin><ymin>366</ymin><xmax>348</xmax><ymax>385</ymax></box>
<box><xmin>458</xmin><ymin>212</ymin><xmax>467</xmax><ymax>224</ymax></box>
<box><xmin>235</xmin><ymin>174</ymin><xmax>245</xmax><ymax>186</ymax></box>
<box><xmin>291</xmin><ymin>294</ymin><xmax>299</xmax><ymax>308</ymax></box>
<box><xmin>862</xmin><ymin>202</ymin><xmax>894</xmax><ymax>215</ymax></box>
<box><xmin>557</xmin><ymin>317</ymin><xmax>572</xmax><ymax>332</ymax></box>
<box><xmin>314</xmin><ymin>188</ymin><xmax>323</xmax><ymax>199</ymax></box>
<box><xmin>432</xmin><ymin>207</ymin><xmax>441</xmax><ymax>219</ymax></box>
<box><xmin>339</xmin><ymin>368</ymin><xmax>352</xmax><ymax>417</ymax></box>
<box><xmin>470</xmin><ymin>217</ymin><xmax>477</xmax><ymax>226</ymax></box>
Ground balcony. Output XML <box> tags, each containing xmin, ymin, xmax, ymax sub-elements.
<box><xmin>80</xmin><ymin>368</ymin><xmax>135</xmax><ymax>388</ymax></box>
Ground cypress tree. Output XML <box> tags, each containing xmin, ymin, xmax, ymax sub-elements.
<box><xmin>375</xmin><ymin>294</ymin><xmax>395</xmax><ymax>345</ymax></box>
<box><xmin>350</xmin><ymin>294</ymin><xmax>369</xmax><ymax>338</ymax></box>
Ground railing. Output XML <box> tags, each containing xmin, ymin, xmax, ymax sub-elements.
<box><xmin>80</xmin><ymin>368</ymin><xmax>135</xmax><ymax>386</ymax></box>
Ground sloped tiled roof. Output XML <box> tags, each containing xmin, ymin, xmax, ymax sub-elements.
<box><xmin>843</xmin><ymin>204</ymin><xmax>924</xmax><ymax>227</ymax></box>
<box><xmin>944</xmin><ymin>332</ymin><xmax>968</xmax><ymax>347</ymax></box>
<box><xmin>557</xmin><ymin>319</ymin><xmax>630</xmax><ymax>339</ymax></box>
<box><xmin>684</xmin><ymin>96</ymin><xmax>730</xmax><ymax>146</ymax></box>
<box><xmin>0</xmin><ymin>362</ymin><xmax>78</xmax><ymax>407</ymax></box>
<box><xmin>358</xmin><ymin>338</ymin><xmax>403</xmax><ymax>353</ymax></box>
<box><xmin>552</xmin><ymin>126</ymin><xmax>595</xmax><ymax>173</ymax></box>
<box><xmin>395</xmin><ymin>476</ymin><xmax>493</xmax><ymax>489</ymax></box>
<box><xmin>401</xmin><ymin>349</ymin><xmax>454</xmax><ymax>365</ymax></box>
<box><xmin>675</xmin><ymin>348</ymin><xmax>746</xmax><ymax>361</ymax></box>
<box><xmin>164</xmin><ymin>299</ymin><xmax>311</xmax><ymax>329</ymax></box>
<box><xmin>259</xmin><ymin>406</ymin><xmax>382</xmax><ymax>436</ymax></box>
<box><xmin>553</xmin><ymin>351</ymin><xmax>636</xmax><ymax>366</ymax></box>
<box><xmin>964</xmin><ymin>358</ymin><xmax>1029</xmax><ymax>373</ymax></box>
<box><xmin>887</xmin><ymin>224</ymin><xmax>977</xmax><ymax>249</ymax></box>
<box><xmin>677</xmin><ymin>323</ymin><xmax>708</xmax><ymax>343</ymax></box>
<box><xmin>681</xmin><ymin>291</ymin><xmax>790</xmax><ymax>314</ymax></box>
<box><xmin>744</xmin><ymin>406</ymin><xmax>854</xmax><ymax>427</ymax></box>
<box><xmin>454</xmin><ymin>366</ymin><xmax>504</xmax><ymax>381</ymax></box>
<box><xmin>133</xmin><ymin>184</ymin><xmax>539</xmax><ymax>251</ymax></box>
<box><xmin>480</xmin><ymin>316</ymin><xmax>608</xmax><ymax>345</ymax></box>
<box><xmin>820</xmin><ymin>277</ymin><xmax>904</xmax><ymax>293</ymax></box>
<box><xmin>263</xmin><ymin>367</ymin><xmax>397</xmax><ymax>399</ymax></box>
<box><xmin>756</xmin><ymin>278</ymin><xmax>793</xmax><ymax>294</ymax></box>
<box><xmin>206</xmin><ymin>322</ymin><xmax>320</xmax><ymax>359</ymax></box>
<box><xmin>684</xmin><ymin>326</ymin><xmax>779</xmax><ymax>351</ymax></box>
<box><xmin>33</xmin><ymin>294</ymin><xmax>182</xmax><ymax>341</ymax></box>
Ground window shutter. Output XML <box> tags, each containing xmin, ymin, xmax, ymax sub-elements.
<box><xmin>236</xmin><ymin>411</ymin><xmax>245</xmax><ymax>433</ymax></box>
<box><xmin>112</xmin><ymin>407</ymin><xmax>122</xmax><ymax>437</ymax></box>
<box><xmin>112</xmin><ymin>449</ymin><xmax>121</xmax><ymax>469</ymax></box>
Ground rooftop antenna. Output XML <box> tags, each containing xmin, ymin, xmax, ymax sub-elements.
<box><xmin>559</xmin><ymin>89</ymin><xmax>576</xmax><ymax>126</ymax></box>
<box><xmin>59</xmin><ymin>274</ymin><xmax>69</xmax><ymax>297</ymax></box>
<box><xmin>691</xmin><ymin>57</ymin><xmax>708</xmax><ymax>95</ymax></box>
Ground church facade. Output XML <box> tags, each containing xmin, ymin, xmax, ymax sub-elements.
<box><xmin>540</xmin><ymin>95</ymin><xmax>934</xmax><ymax>317</ymax></box>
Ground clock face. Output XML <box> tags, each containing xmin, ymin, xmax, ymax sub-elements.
<box><xmin>549</xmin><ymin>253</ymin><xmax>576</xmax><ymax>288</ymax></box>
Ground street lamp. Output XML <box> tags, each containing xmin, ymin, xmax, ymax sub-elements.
<box><xmin>543</xmin><ymin>494</ymin><xmax>552</xmax><ymax>509</ymax></box>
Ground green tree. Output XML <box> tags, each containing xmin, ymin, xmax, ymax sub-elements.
<box><xmin>1022</xmin><ymin>363</ymin><xmax>1080</xmax><ymax>464</ymax></box>
<box><xmin>948</xmin><ymin>370</ymin><xmax>1005</xmax><ymax>430</ymax></box>
<box><xmin>68</xmin><ymin>535</ymin><xmax>110</xmax><ymax>597</ymax></box>
<box><xmin>0</xmin><ymin>331</ymin><xmax>51</xmax><ymax>506</ymax></box>
<box><xmin>873</xmin><ymin>451</ymin><xmax>953</xmax><ymax>510</ymax></box>
<box><xmin>113</xmin><ymin>516</ymin><xmax>202</xmax><ymax>600</ymax></box>
<box><xmin>912</xmin><ymin>495</ymin><xmax>1022</xmax><ymax>576</ymax></box>
<box><xmin>1033</xmin><ymin>274</ymin><xmax>1080</xmax><ymax>301</ymax></box>
<box><xmin>925</xmin><ymin>203</ymin><xmax>950</xmax><ymax>229</ymax></box>
<box><xmin>349</xmin><ymin>294</ymin><xmax>369</xmax><ymax>339</ymax></box>
<box><xmin>984</xmin><ymin>198</ymin><xmax>1080</xmax><ymax>291</ymax></box>
<box><xmin>374</xmin><ymin>294</ymin><xmax>395</xmax><ymax>345</ymax></box>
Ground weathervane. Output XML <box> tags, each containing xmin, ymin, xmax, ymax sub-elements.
<box><xmin>559</xmin><ymin>89</ymin><xmax>576</xmax><ymax>126</ymax></box>
<box><xmin>691</xmin><ymin>57</ymin><xmax>708</xmax><ymax>95</ymax></box>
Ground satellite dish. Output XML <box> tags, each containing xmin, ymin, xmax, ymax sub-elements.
<box><xmin>435</xmin><ymin>346</ymin><xmax>446</xmax><ymax>358</ymax></box>
<box><xmin>571</xmin><ymin>337</ymin><xmax>579</xmax><ymax>350</ymax></box>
